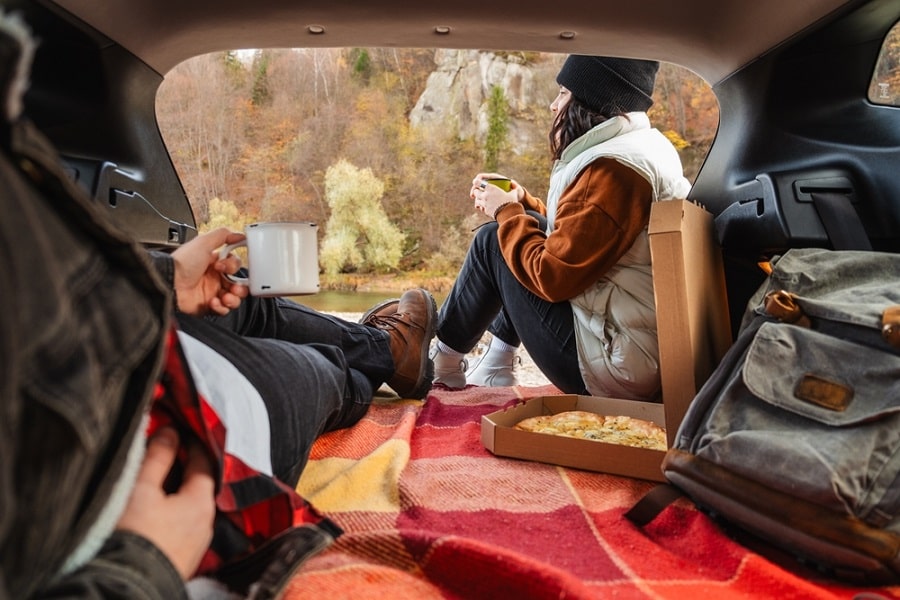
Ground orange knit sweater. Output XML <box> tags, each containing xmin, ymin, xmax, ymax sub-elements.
<box><xmin>493</xmin><ymin>157</ymin><xmax>653</xmax><ymax>303</ymax></box>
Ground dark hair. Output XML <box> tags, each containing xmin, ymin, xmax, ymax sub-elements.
<box><xmin>548</xmin><ymin>96</ymin><xmax>629</xmax><ymax>160</ymax></box>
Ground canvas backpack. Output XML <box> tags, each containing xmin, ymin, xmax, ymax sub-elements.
<box><xmin>627</xmin><ymin>247</ymin><xmax>900</xmax><ymax>584</ymax></box>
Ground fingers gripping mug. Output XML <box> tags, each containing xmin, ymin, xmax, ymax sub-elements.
<box><xmin>219</xmin><ymin>222</ymin><xmax>320</xmax><ymax>296</ymax></box>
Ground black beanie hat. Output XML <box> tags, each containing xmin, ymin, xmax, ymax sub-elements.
<box><xmin>556</xmin><ymin>55</ymin><xmax>659</xmax><ymax>113</ymax></box>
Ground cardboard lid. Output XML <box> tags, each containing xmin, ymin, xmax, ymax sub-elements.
<box><xmin>648</xmin><ymin>199</ymin><xmax>732</xmax><ymax>442</ymax></box>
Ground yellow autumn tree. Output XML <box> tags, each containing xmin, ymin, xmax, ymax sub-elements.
<box><xmin>320</xmin><ymin>159</ymin><xmax>406</xmax><ymax>274</ymax></box>
<box><xmin>201</xmin><ymin>197</ymin><xmax>254</xmax><ymax>233</ymax></box>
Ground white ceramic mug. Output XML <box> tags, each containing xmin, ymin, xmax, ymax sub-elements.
<box><xmin>219</xmin><ymin>222</ymin><xmax>320</xmax><ymax>296</ymax></box>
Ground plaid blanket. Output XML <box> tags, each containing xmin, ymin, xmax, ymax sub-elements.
<box><xmin>285</xmin><ymin>384</ymin><xmax>900</xmax><ymax>599</ymax></box>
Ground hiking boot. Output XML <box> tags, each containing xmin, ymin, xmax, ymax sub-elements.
<box><xmin>465</xmin><ymin>339</ymin><xmax>520</xmax><ymax>387</ymax></box>
<box><xmin>429</xmin><ymin>344</ymin><xmax>468</xmax><ymax>389</ymax></box>
<box><xmin>361</xmin><ymin>289</ymin><xmax>437</xmax><ymax>399</ymax></box>
<box><xmin>359</xmin><ymin>297</ymin><xmax>399</xmax><ymax>325</ymax></box>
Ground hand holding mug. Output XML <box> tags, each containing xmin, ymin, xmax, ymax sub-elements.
<box><xmin>470</xmin><ymin>173</ymin><xmax>519</xmax><ymax>218</ymax></box>
<box><xmin>171</xmin><ymin>227</ymin><xmax>249</xmax><ymax>316</ymax></box>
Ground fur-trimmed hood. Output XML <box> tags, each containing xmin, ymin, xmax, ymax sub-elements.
<box><xmin>0</xmin><ymin>9</ymin><xmax>36</xmax><ymax>123</ymax></box>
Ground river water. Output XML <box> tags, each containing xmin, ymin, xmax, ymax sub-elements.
<box><xmin>291</xmin><ymin>290</ymin><xmax>448</xmax><ymax>314</ymax></box>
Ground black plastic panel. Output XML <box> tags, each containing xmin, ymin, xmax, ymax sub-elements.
<box><xmin>9</xmin><ymin>0</ymin><xmax>198</xmax><ymax>248</ymax></box>
<box><xmin>65</xmin><ymin>157</ymin><xmax>196</xmax><ymax>245</ymax></box>
<box><xmin>714</xmin><ymin>174</ymin><xmax>790</xmax><ymax>256</ymax></box>
<box><xmin>714</xmin><ymin>167</ymin><xmax>877</xmax><ymax>256</ymax></box>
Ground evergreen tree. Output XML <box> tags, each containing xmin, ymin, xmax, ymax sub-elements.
<box><xmin>250</xmin><ymin>51</ymin><xmax>271</xmax><ymax>106</ymax></box>
<box><xmin>351</xmin><ymin>48</ymin><xmax>372</xmax><ymax>83</ymax></box>
<box><xmin>484</xmin><ymin>85</ymin><xmax>509</xmax><ymax>171</ymax></box>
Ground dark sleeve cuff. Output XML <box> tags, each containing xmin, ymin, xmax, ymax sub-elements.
<box><xmin>147</xmin><ymin>250</ymin><xmax>176</xmax><ymax>289</ymax></box>
<box><xmin>102</xmin><ymin>530</ymin><xmax>187</xmax><ymax>598</ymax></box>
<box><xmin>147</xmin><ymin>250</ymin><xmax>178</xmax><ymax>310</ymax></box>
<box><xmin>45</xmin><ymin>531</ymin><xmax>187</xmax><ymax>599</ymax></box>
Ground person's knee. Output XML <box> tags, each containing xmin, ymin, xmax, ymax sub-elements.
<box><xmin>471</xmin><ymin>221</ymin><xmax>501</xmax><ymax>254</ymax></box>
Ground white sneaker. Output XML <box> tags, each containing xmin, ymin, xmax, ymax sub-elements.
<box><xmin>430</xmin><ymin>345</ymin><xmax>468</xmax><ymax>389</ymax></box>
<box><xmin>465</xmin><ymin>339</ymin><xmax>520</xmax><ymax>387</ymax></box>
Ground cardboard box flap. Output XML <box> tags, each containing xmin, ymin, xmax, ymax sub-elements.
<box><xmin>649</xmin><ymin>200</ymin><xmax>732</xmax><ymax>443</ymax></box>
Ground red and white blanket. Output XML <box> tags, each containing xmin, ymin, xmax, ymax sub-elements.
<box><xmin>284</xmin><ymin>384</ymin><xmax>900</xmax><ymax>599</ymax></box>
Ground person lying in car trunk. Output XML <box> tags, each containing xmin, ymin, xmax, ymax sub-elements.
<box><xmin>0</xmin><ymin>12</ymin><xmax>436</xmax><ymax>599</ymax></box>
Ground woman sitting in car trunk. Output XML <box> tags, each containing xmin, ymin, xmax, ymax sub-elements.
<box><xmin>431</xmin><ymin>54</ymin><xmax>692</xmax><ymax>399</ymax></box>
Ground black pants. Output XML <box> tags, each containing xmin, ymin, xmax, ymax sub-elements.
<box><xmin>176</xmin><ymin>296</ymin><xmax>393</xmax><ymax>485</ymax></box>
<box><xmin>435</xmin><ymin>214</ymin><xmax>588</xmax><ymax>394</ymax></box>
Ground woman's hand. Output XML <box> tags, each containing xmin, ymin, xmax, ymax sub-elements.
<box><xmin>116</xmin><ymin>427</ymin><xmax>216</xmax><ymax>580</ymax></box>
<box><xmin>470</xmin><ymin>172</ymin><xmax>522</xmax><ymax>218</ymax></box>
<box><xmin>171</xmin><ymin>227</ymin><xmax>249</xmax><ymax>316</ymax></box>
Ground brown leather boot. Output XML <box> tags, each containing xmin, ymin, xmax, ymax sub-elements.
<box><xmin>361</xmin><ymin>289</ymin><xmax>437</xmax><ymax>399</ymax></box>
<box><xmin>359</xmin><ymin>297</ymin><xmax>399</xmax><ymax>325</ymax></box>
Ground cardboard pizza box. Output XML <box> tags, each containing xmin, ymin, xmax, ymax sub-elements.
<box><xmin>481</xmin><ymin>199</ymin><xmax>733</xmax><ymax>482</ymax></box>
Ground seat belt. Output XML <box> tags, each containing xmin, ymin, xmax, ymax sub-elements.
<box><xmin>810</xmin><ymin>191</ymin><xmax>872</xmax><ymax>251</ymax></box>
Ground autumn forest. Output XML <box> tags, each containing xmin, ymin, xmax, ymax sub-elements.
<box><xmin>156</xmin><ymin>48</ymin><xmax>719</xmax><ymax>277</ymax></box>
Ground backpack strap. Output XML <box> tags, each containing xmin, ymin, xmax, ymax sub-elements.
<box><xmin>624</xmin><ymin>483</ymin><xmax>685</xmax><ymax>527</ymax></box>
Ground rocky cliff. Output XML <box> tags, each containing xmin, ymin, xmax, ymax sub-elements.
<box><xmin>409</xmin><ymin>50</ymin><xmax>563</xmax><ymax>153</ymax></box>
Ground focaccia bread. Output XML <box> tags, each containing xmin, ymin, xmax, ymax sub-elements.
<box><xmin>514</xmin><ymin>410</ymin><xmax>667</xmax><ymax>451</ymax></box>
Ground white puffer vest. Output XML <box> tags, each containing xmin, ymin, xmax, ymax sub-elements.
<box><xmin>546</xmin><ymin>113</ymin><xmax>691</xmax><ymax>399</ymax></box>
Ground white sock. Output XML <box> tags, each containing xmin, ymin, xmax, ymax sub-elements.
<box><xmin>488</xmin><ymin>337</ymin><xmax>517</xmax><ymax>354</ymax></box>
<box><xmin>436</xmin><ymin>340</ymin><xmax>464</xmax><ymax>358</ymax></box>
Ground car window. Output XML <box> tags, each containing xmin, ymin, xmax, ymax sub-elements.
<box><xmin>156</xmin><ymin>49</ymin><xmax>717</xmax><ymax>265</ymax></box>
<box><xmin>869</xmin><ymin>19</ymin><xmax>900</xmax><ymax>106</ymax></box>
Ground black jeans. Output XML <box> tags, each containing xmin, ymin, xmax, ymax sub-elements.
<box><xmin>435</xmin><ymin>214</ymin><xmax>588</xmax><ymax>394</ymax></box>
<box><xmin>176</xmin><ymin>297</ymin><xmax>393</xmax><ymax>485</ymax></box>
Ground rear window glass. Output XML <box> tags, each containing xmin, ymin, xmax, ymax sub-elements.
<box><xmin>156</xmin><ymin>49</ymin><xmax>717</xmax><ymax>269</ymax></box>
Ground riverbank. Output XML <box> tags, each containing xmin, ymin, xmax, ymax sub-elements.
<box><xmin>320</xmin><ymin>272</ymin><xmax>456</xmax><ymax>294</ymax></box>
